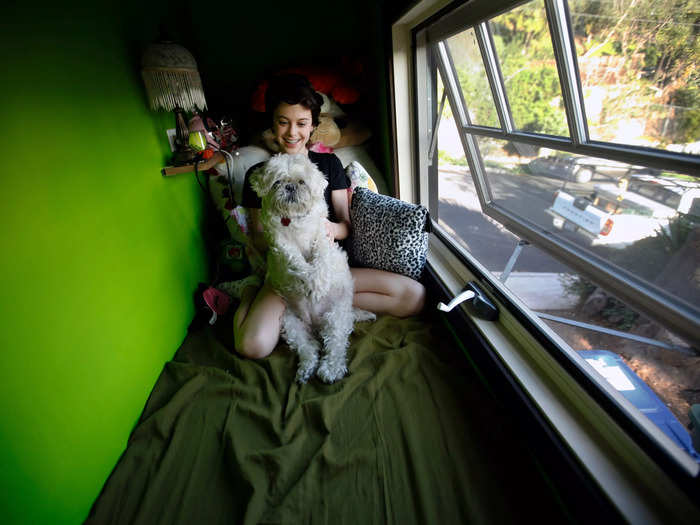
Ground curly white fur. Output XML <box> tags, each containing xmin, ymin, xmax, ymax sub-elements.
<box><xmin>251</xmin><ymin>153</ymin><xmax>375</xmax><ymax>383</ymax></box>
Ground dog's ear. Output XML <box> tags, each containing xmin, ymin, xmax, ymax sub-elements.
<box><xmin>252</xmin><ymin>154</ymin><xmax>289</xmax><ymax>197</ymax></box>
<box><xmin>252</xmin><ymin>155</ymin><xmax>286</xmax><ymax>197</ymax></box>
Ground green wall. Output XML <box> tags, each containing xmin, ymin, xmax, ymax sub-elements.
<box><xmin>0</xmin><ymin>1</ymin><xmax>391</xmax><ymax>523</ymax></box>
<box><xmin>0</xmin><ymin>2</ymin><xmax>208</xmax><ymax>523</ymax></box>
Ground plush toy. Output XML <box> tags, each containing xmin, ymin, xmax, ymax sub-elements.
<box><xmin>251</xmin><ymin>65</ymin><xmax>362</xmax><ymax>112</ymax></box>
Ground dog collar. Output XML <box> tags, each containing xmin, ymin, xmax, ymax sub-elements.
<box><xmin>281</xmin><ymin>217</ymin><xmax>291</xmax><ymax>226</ymax></box>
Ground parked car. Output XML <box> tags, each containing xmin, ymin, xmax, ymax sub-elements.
<box><xmin>526</xmin><ymin>155</ymin><xmax>657</xmax><ymax>183</ymax></box>
<box><xmin>546</xmin><ymin>175</ymin><xmax>700</xmax><ymax>247</ymax></box>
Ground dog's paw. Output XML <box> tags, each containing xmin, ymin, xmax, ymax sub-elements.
<box><xmin>295</xmin><ymin>357</ymin><xmax>318</xmax><ymax>384</ymax></box>
<box><xmin>353</xmin><ymin>308</ymin><xmax>377</xmax><ymax>323</ymax></box>
<box><xmin>316</xmin><ymin>359</ymin><xmax>348</xmax><ymax>384</ymax></box>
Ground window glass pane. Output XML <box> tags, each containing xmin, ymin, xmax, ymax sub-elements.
<box><xmin>569</xmin><ymin>0</ymin><xmax>700</xmax><ymax>150</ymax></box>
<box><xmin>509</xmin><ymin>246</ymin><xmax>700</xmax><ymax>461</ymax></box>
<box><xmin>445</xmin><ymin>27</ymin><xmax>501</xmax><ymax>128</ymax></box>
<box><xmin>437</xmin><ymin>99</ymin><xmax>571</xmax><ymax>276</ymax></box>
<box><xmin>489</xmin><ymin>0</ymin><xmax>569</xmax><ymax>136</ymax></box>
<box><xmin>436</xmin><ymin>117</ymin><xmax>699</xmax><ymax>461</ymax></box>
<box><xmin>476</xmin><ymin>137</ymin><xmax>700</xmax><ymax>312</ymax></box>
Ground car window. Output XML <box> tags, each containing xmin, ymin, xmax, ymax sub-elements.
<box><xmin>628</xmin><ymin>182</ymin><xmax>683</xmax><ymax>211</ymax></box>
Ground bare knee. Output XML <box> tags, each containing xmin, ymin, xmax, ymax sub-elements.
<box><xmin>396</xmin><ymin>280</ymin><xmax>426</xmax><ymax>317</ymax></box>
<box><xmin>234</xmin><ymin>304</ymin><xmax>280</xmax><ymax>358</ymax></box>
<box><xmin>352</xmin><ymin>268</ymin><xmax>426</xmax><ymax>317</ymax></box>
<box><xmin>236</xmin><ymin>331</ymin><xmax>276</xmax><ymax>359</ymax></box>
<box><xmin>232</xmin><ymin>283</ymin><xmax>284</xmax><ymax>359</ymax></box>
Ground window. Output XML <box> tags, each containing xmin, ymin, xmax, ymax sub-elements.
<box><xmin>424</xmin><ymin>0</ymin><xmax>699</xmax><ymax>342</ymax></box>
<box><xmin>397</xmin><ymin>0</ymin><xmax>699</xmax><ymax>521</ymax></box>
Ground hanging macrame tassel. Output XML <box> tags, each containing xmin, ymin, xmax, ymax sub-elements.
<box><xmin>141</xmin><ymin>69</ymin><xmax>207</xmax><ymax>111</ymax></box>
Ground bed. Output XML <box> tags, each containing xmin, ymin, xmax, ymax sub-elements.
<box><xmin>85</xmin><ymin>142</ymin><xmax>568</xmax><ymax>523</ymax></box>
<box><xmin>85</xmin><ymin>304</ymin><xmax>569</xmax><ymax>524</ymax></box>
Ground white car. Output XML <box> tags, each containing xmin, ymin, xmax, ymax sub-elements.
<box><xmin>546</xmin><ymin>176</ymin><xmax>700</xmax><ymax>248</ymax></box>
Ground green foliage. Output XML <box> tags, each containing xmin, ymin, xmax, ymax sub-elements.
<box><xmin>448</xmin><ymin>1</ymin><xmax>564</xmax><ymax>133</ymax></box>
<box><xmin>598</xmin><ymin>213</ymin><xmax>697</xmax><ymax>284</ymax></box>
<box><xmin>455</xmin><ymin>68</ymin><xmax>499</xmax><ymax>127</ymax></box>
<box><xmin>569</xmin><ymin>0</ymin><xmax>700</xmax><ymax>144</ymax></box>
<box><xmin>670</xmin><ymin>86</ymin><xmax>700</xmax><ymax>144</ymax></box>
<box><xmin>438</xmin><ymin>149</ymin><xmax>468</xmax><ymax>166</ymax></box>
<box><xmin>560</xmin><ymin>275</ymin><xmax>640</xmax><ymax>330</ymax></box>
<box><xmin>656</xmin><ymin>213</ymin><xmax>697</xmax><ymax>253</ymax></box>
<box><xmin>506</xmin><ymin>67</ymin><xmax>569</xmax><ymax>135</ymax></box>
<box><xmin>492</xmin><ymin>1</ymin><xmax>553</xmax><ymax>58</ymax></box>
<box><xmin>659</xmin><ymin>171</ymin><xmax>699</xmax><ymax>182</ymax></box>
<box><xmin>447</xmin><ymin>0</ymin><xmax>699</xmax><ymax>144</ymax></box>
<box><xmin>560</xmin><ymin>274</ymin><xmax>597</xmax><ymax>300</ymax></box>
<box><xmin>488</xmin><ymin>1</ymin><xmax>569</xmax><ymax>136</ymax></box>
<box><xmin>602</xmin><ymin>297</ymin><xmax>640</xmax><ymax>331</ymax></box>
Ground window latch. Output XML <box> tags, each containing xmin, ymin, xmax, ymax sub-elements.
<box><xmin>437</xmin><ymin>281</ymin><xmax>499</xmax><ymax>321</ymax></box>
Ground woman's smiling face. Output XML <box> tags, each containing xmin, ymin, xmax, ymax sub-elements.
<box><xmin>272</xmin><ymin>102</ymin><xmax>314</xmax><ymax>155</ymax></box>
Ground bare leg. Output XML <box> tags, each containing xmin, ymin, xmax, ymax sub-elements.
<box><xmin>351</xmin><ymin>268</ymin><xmax>426</xmax><ymax>317</ymax></box>
<box><xmin>233</xmin><ymin>282</ymin><xmax>286</xmax><ymax>359</ymax></box>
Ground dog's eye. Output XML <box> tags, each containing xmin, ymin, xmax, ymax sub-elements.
<box><xmin>272</xmin><ymin>181</ymin><xmax>281</xmax><ymax>188</ymax></box>
<box><xmin>298</xmin><ymin>180</ymin><xmax>305</xmax><ymax>185</ymax></box>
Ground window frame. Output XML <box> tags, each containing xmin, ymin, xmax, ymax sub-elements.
<box><xmin>416</xmin><ymin>0</ymin><xmax>700</xmax><ymax>345</ymax></box>
<box><xmin>391</xmin><ymin>0</ymin><xmax>700</xmax><ymax>521</ymax></box>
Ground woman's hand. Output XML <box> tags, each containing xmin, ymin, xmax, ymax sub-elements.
<box><xmin>324</xmin><ymin>219</ymin><xmax>337</xmax><ymax>240</ymax></box>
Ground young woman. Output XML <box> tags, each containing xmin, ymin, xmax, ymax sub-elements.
<box><xmin>234</xmin><ymin>74</ymin><xmax>425</xmax><ymax>359</ymax></box>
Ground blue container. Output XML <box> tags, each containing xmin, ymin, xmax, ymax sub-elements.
<box><xmin>579</xmin><ymin>350</ymin><xmax>700</xmax><ymax>462</ymax></box>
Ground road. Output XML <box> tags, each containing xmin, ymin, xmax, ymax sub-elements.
<box><xmin>437</xmin><ymin>165</ymin><xmax>590</xmax><ymax>273</ymax></box>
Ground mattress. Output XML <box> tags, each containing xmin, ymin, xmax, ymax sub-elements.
<box><xmin>85</xmin><ymin>312</ymin><xmax>567</xmax><ymax>524</ymax></box>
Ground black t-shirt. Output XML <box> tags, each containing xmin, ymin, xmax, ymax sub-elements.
<box><xmin>241</xmin><ymin>151</ymin><xmax>350</xmax><ymax>222</ymax></box>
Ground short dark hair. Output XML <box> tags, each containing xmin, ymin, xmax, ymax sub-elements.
<box><xmin>265</xmin><ymin>73</ymin><xmax>323</xmax><ymax>127</ymax></box>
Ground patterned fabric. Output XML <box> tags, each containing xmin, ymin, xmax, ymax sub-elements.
<box><xmin>346</xmin><ymin>161</ymin><xmax>378</xmax><ymax>193</ymax></box>
<box><xmin>348</xmin><ymin>187</ymin><xmax>429</xmax><ymax>280</ymax></box>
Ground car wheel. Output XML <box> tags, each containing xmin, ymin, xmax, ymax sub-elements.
<box><xmin>574</xmin><ymin>167</ymin><xmax>593</xmax><ymax>183</ymax></box>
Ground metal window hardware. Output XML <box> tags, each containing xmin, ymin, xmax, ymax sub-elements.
<box><xmin>437</xmin><ymin>281</ymin><xmax>499</xmax><ymax>321</ymax></box>
<box><xmin>437</xmin><ymin>289</ymin><xmax>475</xmax><ymax>312</ymax></box>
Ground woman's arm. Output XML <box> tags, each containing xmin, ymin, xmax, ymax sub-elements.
<box><xmin>249</xmin><ymin>208</ymin><xmax>268</xmax><ymax>253</ymax></box>
<box><xmin>329</xmin><ymin>189</ymin><xmax>351</xmax><ymax>240</ymax></box>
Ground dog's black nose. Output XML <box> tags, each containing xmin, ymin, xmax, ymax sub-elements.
<box><xmin>285</xmin><ymin>183</ymin><xmax>296</xmax><ymax>193</ymax></box>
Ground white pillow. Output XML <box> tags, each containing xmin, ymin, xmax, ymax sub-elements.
<box><xmin>212</xmin><ymin>145</ymin><xmax>270</xmax><ymax>204</ymax></box>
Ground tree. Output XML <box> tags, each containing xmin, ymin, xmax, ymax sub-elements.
<box><xmin>569</xmin><ymin>0</ymin><xmax>699</xmax><ymax>145</ymax></box>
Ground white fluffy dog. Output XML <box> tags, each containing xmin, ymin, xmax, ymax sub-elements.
<box><xmin>251</xmin><ymin>153</ymin><xmax>375</xmax><ymax>383</ymax></box>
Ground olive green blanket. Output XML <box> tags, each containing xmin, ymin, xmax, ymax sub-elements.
<box><xmin>86</xmin><ymin>315</ymin><xmax>565</xmax><ymax>524</ymax></box>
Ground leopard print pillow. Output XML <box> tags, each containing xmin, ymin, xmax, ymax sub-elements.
<box><xmin>348</xmin><ymin>187</ymin><xmax>429</xmax><ymax>280</ymax></box>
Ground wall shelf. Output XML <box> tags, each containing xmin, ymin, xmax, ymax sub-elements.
<box><xmin>161</xmin><ymin>151</ymin><xmax>224</xmax><ymax>176</ymax></box>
